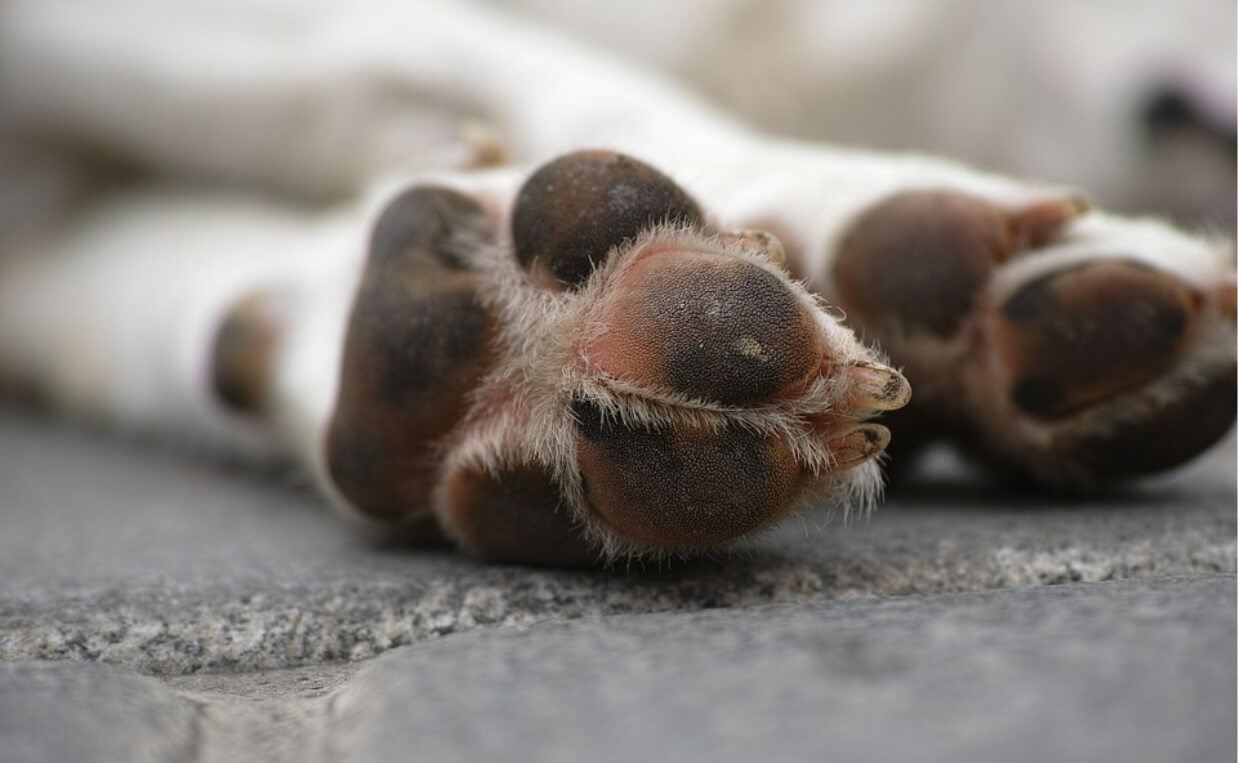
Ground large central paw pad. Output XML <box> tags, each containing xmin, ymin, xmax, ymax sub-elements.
<box><xmin>584</xmin><ymin>249</ymin><xmax>825</xmax><ymax>405</ymax></box>
<box><xmin>326</xmin><ymin>150</ymin><xmax>908</xmax><ymax>564</ymax></box>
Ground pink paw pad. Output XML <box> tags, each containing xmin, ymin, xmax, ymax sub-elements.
<box><xmin>584</xmin><ymin>250</ymin><xmax>826</xmax><ymax>405</ymax></box>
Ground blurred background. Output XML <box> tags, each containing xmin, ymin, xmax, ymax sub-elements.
<box><xmin>495</xmin><ymin>0</ymin><xmax>1235</xmax><ymax>229</ymax></box>
<box><xmin>1</xmin><ymin>0</ymin><xmax>1233</xmax><ymax>244</ymax></box>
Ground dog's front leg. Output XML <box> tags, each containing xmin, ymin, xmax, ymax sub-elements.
<box><xmin>0</xmin><ymin>154</ymin><xmax>910</xmax><ymax>565</ymax></box>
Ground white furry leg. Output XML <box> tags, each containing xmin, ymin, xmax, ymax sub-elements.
<box><xmin>0</xmin><ymin>189</ymin><xmax>360</xmax><ymax>462</ymax></box>
<box><xmin>0</xmin><ymin>0</ymin><xmax>749</xmax><ymax>198</ymax></box>
<box><xmin>2</xmin><ymin>0</ymin><xmax>1233</xmax><ymax>562</ymax></box>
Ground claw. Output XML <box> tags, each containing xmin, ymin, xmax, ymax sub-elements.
<box><xmin>848</xmin><ymin>361</ymin><xmax>912</xmax><ymax>411</ymax></box>
<box><xmin>718</xmin><ymin>229</ymin><xmax>788</xmax><ymax>271</ymax></box>
<box><xmin>1009</xmin><ymin>193</ymin><xmax>1092</xmax><ymax>248</ymax></box>
<box><xmin>828</xmin><ymin>424</ymin><xmax>891</xmax><ymax>470</ymax></box>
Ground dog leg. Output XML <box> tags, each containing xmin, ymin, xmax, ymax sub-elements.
<box><xmin>0</xmin><ymin>153</ymin><xmax>909</xmax><ymax>564</ymax></box>
<box><xmin>0</xmin><ymin>190</ymin><xmax>348</xmax><ymax>461</ymax></box>
<box><xmin>3</xmin><ymin>0</ymin><xmax>1233</xmax><ymax>495</ymax></box>
<box><xmin>0</xmin><ymin>0</ymin><xmax>749</xmax><ymax>198</ymax></box>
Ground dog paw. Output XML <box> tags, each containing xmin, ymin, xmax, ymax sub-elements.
<box><xmin>831</xmin><ymin>189</ymin><xmax>1236</xmax><ymax>489</ymax></box>
<box><xmin>325</xmin><ymin>151</ymin><xmax>908</xmax><ymax>563</ymax></box>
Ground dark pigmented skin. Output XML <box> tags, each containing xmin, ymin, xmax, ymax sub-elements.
<box><xmin>1000</xmin><ymin>263</ymin><xmax>1092</xmax><ymax>324</ymax></box>
<box><xmin>370</xmin><ymin>288</ymin><xmax>490</xmax><ymax>402</ymax></box>
<box><xmin>512</xmin><ymin>150</ymin><xmax>704</xmax><ymax>289</ymax></box>
<box><xmin>1062</xmin><ymin>367</ymin><xmax>1237</xmax><ymax>480</ymax></box>
<box><xmin>586</xmin><ymin>252</ymin><xmax>824</xmax><ymax>405</ymax></box>
<box><xmin>210</xmin><ymin>294</ymin><xmax>280</xmax><ymax>415</ymax></box>
<box><xmin>368</xmin><ymin>183</ymin><xmax>482</xmax><ymax>269</ymax></box>
<box><xmin>996</xmin><ymin>260</ymin><xmax>1197</xmax><ymax>419</ymax></box>
<box><xmin>572</xmin><ymin>399</ymin><xmax>800</xmax><ymax>548</ymax></box>
<box><xmin>442</xmin><ymin>464</ymin><xmax>598</xmax><ymax>567</ymax></box>
<box><xmin>833</xmin><ymin>191</ymin><xmax>1015</xmax><ymax>339</ymax></box>
<box><xmin>326</xmin><ymin>186</ymin><xmax>497</xmax><ymax>522</ymax></box>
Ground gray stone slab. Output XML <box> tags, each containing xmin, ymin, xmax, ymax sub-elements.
<box><xmin>0</xmin><ymin>414</ymin><xmax>1234</xmax><ymax>673</ymax></box>
<box><xmin>3</xmin><ymin>576</ymin><xmax>1230</xmax><ymax>763</ymax></box>
<box><xmin>335</xmin><ymin>575</ymin><xmax>1236</xmax><ymax>763</ymax></box>
<box><xmin>0</xmin><ymin>661</ymin><xmax>199</xmax><ymax>763</ymax></box>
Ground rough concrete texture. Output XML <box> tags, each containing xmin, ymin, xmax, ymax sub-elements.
<box><xmin>1</xmin><ymin>415</ymin><xmax>1234</xmax><ymax>674</ymax></box>
<box><xmin>2</xmin><ymin>577</ymin><xmax>1232</xmax><ymax>763</ymax></box>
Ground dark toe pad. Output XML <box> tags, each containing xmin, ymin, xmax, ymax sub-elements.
<box><xmin>573</xmin><ymin>399</ymin><xmax>801</xmax><ymax>548</ymax></box>
<box><xmin>326</xmin><ymin>186</ymin><xmax>498</xmax><ymax>521</ymax></box>
<box><xmin>997</xmin><ymin>259</ymin><xmax>1198</xmax><ymax>419</ymax></box>
<box><xmin>512</xmin><ymin>150</ymin><xmax>703</xmax><ymax>289</ymax></box>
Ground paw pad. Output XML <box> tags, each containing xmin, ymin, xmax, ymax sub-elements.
<box><xmin>441</xmin><ymin>463</ymin><xmax>597</xmax><ymax>567</ymax></box>
<box><xmin>326</xmin><ymin>186</ymin><xmax>498</xmax><ymax>520</ymax></box>
<box><xmin>1058</xmin><ymin>368</ymin><xmax>1237</xmax><ymax>480</ymax></box>
<box><xmin>572</xmin><ymin>400</ymin><xmax>801</xmax><ymax>547</ymax></box>
<box><xmin>585</xmin><ymin>251</ymin><xmax>825</xmax><ymax>405</ymax></box>
<box><xmin>210</xmin><ymin>293</ymin><xmax>282</xmax><ymax>414</ymax></box>
<box><xmin>512</xmin><ymin>150</ymin><xmax>703</xmax><ymax>289</ymax></box>
<box><xmin>834</xmin><ymin>191</ymin><xmax>1015</xmax><ymax>338</ymax></box>
<box><xmin>997</xmin><ymin>260</ymin><xmax>1196</xmax><ymax>418</ymax></box>
<box><xmin>324</xmin><ymin>155</ymin><xmax>906</xmax><ymax>558</ymax></box>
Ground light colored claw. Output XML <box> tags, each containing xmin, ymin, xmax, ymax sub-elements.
<box><xmin>828</xmin><ymin>424</ymin><xmax>891</xmax><ymax>470</ymax></box>
<box><xmin>848</xmin><ymin>361</ymin><xmax>912</xmax><ymax>411</ymax></box>
<box><xmin>718</xmin><ymin>229</ymin><xmax>788</xmax><ymax>271</ymax></box>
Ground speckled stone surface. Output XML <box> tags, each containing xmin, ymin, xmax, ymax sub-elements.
<box><xmin>3</xmin><ymin>577</ymin><xmax>1232</xmax><ymax>763</ymax></box>
<box><xmin>0</xmin><ymin>414</ymin><xmax>1234</xmax><ymax>762</ymax></box>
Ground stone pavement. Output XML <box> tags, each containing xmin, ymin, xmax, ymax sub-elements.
<box><xmin>0</xmin><ymin>413</ymin><xmax>1234</xmax><ymax>762</ymax></box>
